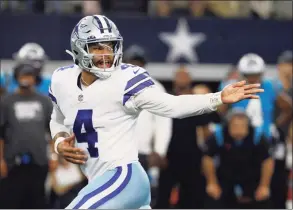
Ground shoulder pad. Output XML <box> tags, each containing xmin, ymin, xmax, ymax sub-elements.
<box><xmin>52</xmin><ymin>64</ymin><xmax>77</xmax><ymax>81</ymax></box>
<box><xmin>120</xmin><ymin>63</ymin><xmax>147</xmax><ymax>76</ymax></box>
<box><xmin>121</xmin><ymin>64</ymin><xmax>154</xmax><ymax>105</ymax></box>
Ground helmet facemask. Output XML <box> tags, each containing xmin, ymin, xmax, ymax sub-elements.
<box><xmin>68</xmin><ymin>38</ymin><xmax>123</xmax><ymax>80</ymax></box>
<box><xmin>86</xmin><ymin>41</ymin><xmax>117</xmax><ymax>69</ymax></box>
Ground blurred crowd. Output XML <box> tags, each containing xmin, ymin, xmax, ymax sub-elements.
<box><xmin>0</xmin><ymin>40</ymin><xmax>292</xmax><ymax>209</ymax></box>
<box><xmin>1</xmin><ymin>0</ymin><xmax>292</xmax><ymax>20</ymax></box>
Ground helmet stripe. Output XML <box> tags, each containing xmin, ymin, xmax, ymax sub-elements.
<box><xmin>103</xmin><ymin>17</ymin><xmax>112</xmax><ymax>33</ymax></box>
<box><xmin>93</xmin><ymin>16</ymin><xmax>104</xmax><ymax>34</ymax></box>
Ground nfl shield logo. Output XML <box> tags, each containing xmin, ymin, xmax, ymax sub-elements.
<box><xmin>78</xmin><ymin>94</ymin><xmax>83</xmax><ymax>102</ymax></box>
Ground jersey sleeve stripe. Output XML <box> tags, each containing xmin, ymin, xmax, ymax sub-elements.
<box><xmin>123</xmin><ymin>79</ymin><xmax>154</xmax><ymax>105</ymax></box>
<box><xmin>48</xmin><ymin>85</ymin><xmax>57</xmax><ymax>104</ymax></box>
<box><xmin>124</xmin><ymin>73</ymin><xmax>149</xmax><ymax>91</ymax></box>
<box><xmin>49</xmin><ymin>85</ymin><xmax>53</xmax><ymax>94</ymax></box>
<box><xmin>48</xmin><ymin>93</ymin><xmax>57</xmax><ymax>104</ymax></box>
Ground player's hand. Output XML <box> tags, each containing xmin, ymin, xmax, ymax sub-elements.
<box><xmin>221</xmin><ymin>80</ymin><xmax>264</xmax><ymax>104</ymax></box>
<box><xmin>160</xmin><ymin>157</ymin><xmax>168</xmax><ymax>169</ymax></box>
<box><xmin>255</xmin><ymin>185</ymin><xmax>270</xmax><ymax>201</ymax></box>
<box><xmin>148</xmin><ymin>152</ymin><xmax>168</xmax><ymax>169</ymax></box>
<box><xmin>206</xmin><ymin>183</ymin><xmax>222</xmax><ymax>200</ymax></box>
<box><xmin>0</xmin><ymin>159</ymin><xmax>8</xmax><ymax>178</ymax></box>
<box><xmin>148</xmin><ymin>152</ymin><xmax>162</xmax><ymax>168</ymax></box>
<box><xmin>57</xmin><ymin>134</ymin><xmax>88</xmax><ymax>165</ymax></box>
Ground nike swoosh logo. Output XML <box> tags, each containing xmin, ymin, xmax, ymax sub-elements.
<box><xmin>133</xmin><ymin>68</ymin><xmax>140</xmax><ymax>74</ymax></box>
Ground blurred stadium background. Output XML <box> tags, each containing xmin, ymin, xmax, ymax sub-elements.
<box><xmin>0</xmin><ymin>0</ymin><xmax>292</xmax><ymax>209</ymax></box>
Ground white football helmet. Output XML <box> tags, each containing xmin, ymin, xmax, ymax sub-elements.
<box><xmin>66</xmin><ymin>15</ymin><xmax>123</xmax><ymax>79</ymax></box>
<box><xmin>13</xmin><ymin>42</ymin><xmax>48</xmax><ymax>70</ymax></box>
<box><xmin>237</xmin><ymin>53</ymin><xmax>265</xmax><ymax>75</ymax></box>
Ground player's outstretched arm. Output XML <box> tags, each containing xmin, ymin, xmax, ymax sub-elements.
<box><xmin>133</xmin><ymin>80</ymin><xmax>263</xmax><ymax>119</ymax></box>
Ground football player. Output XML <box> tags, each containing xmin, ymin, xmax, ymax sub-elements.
<box><xmin>49</xmin><ymin>15</ymin><xmax>264</xmax><ymax>209</ymax></box>
<box><xmin>218</xmin><ymin>53</ymin><xmax>292</xmax><ymax>139</ymax></box>
<box><xmin>0</xmin><ymin>42</ymin><xmax>51</xmax><ymax>95</ymax></box>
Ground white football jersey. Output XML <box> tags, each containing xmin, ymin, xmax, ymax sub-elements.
<box><xmin>49</xmin><ymin>63</ymin><xmax>222</xmax><ymax>181</ymax></box>
<box><xmin>49</xmin><ymin>63</ymin><xmax>155</xmax><ymax>180</ymax></box>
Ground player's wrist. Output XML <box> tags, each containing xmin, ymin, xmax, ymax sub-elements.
<box><xmin>209</xmin><ymin>92</ymin><xmax>223</xmax><ymax>109</ymax></box>
<box><xmin>258</xmin><ymin>183</ymin><xmax>269</xmax><ymax>189</ymax></box>
<box><xmin>54</xmin><ymin>137</ymin><xmax>66</xmax><ymax>154</ymax></box>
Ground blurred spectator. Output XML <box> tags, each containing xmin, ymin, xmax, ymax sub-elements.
<box><xmin>270</xmin><ymin>120</ymin><xmax>290</xmax><ymax>209</ymax></box>
<box><xmin>0</xmin><ymin>87</ymin><xmax>6</xmax><ymax>97</ymax></box>
<box><xmin>288</xmin><ymin>121</ymin><xmax>293</xmax><ymax>146</ymax></box>
<box><xmin>0</xmin><ymin>64</ymin><xmax>53</xmax><ymax>208</ymax></box>
<box><xmin>202</xmin><ymin>109</ymin><xmax>274</xmax><ymax>208</ymax></box>
<box><xmin>192</xmin><ymin>84</ymin><xmax>215</xmax><ymax>146</ymax></box>
<box><xmin>0</xmin><ymin>42</ymin><xmax>51</xmax><ymax>95</ymax></box>
<box><xmin>219</xmin><ymin>53</ymin><xmax>292</xmax><ymax>139</ymax></box>
<box><xmin>149</xmin><ymin>1</ymin><xmax>251</xmax><ymax>18</ymax></box>
<box><xmin>82</xmin><ymin>0</ymin><xmax>101</xmax><ymax>15</ymax></box>
<box><xmin>218</xmin><ymin>65</ymin><xmax>240</xmax><ymax>91</ymax></box>
<box><xmin>48</xmin><ymin>157</ymin><xmax>87</xmax><ymax>208</ymax></box>
<box><xmin>276</xmin><ymin>50</ymin><xmax>293</xmax><ymax>135</ymax></box>
<box><xmin>155</xmin><ymin>66</ymin><xmax>211</xmax><ymax>209</ymax></box>
<box><xmin>286</xmin><ymin>121</ymin><xmax>293</xmax><ymax>209</ymax></box>
<box><xmin>149</xmin><ymin>1</ymin><xmax>191</xmax><ymax>17</ymax></box>
<box><xmin>249</xmin><ymin>1</ymin><xmax>274</xmax><ymax>19</ymax></box>
<box><xmin>100</xmin><ymin>0</ymin><xmax>148</xmax><ymax>16</ymax></box>
<box><xmin>270</xmin><ymin>51</ymin><xmax>293</xmax><ymax>209</ymax></box>
<box><xmin>1</xmin><ymin>0</ymin><xmax>292</xmax><ymax>20</ymax></box>
<box><xmin>203</xmin><ymin>1</ymin><xmax>250</xmax><ymax>18</ymax></box>
<box><xmin>123</xmin><ymin>45</ymin><xmax>172</xmax><ymax>206</ymax></box>
<box><xmin>273</xmin><ymin>0</ymin><xmax>293</xmax><ymax>19</ymax></box>
<box><xmin>217</xmin><ymin>65</ymin><xmax>240</xmax><ymax>117</ymax></box>
<box><xmin>149</xmin><ymin>0</ymin><xmax>293</xmax><ymax>19</ymax></box>
<box><xmin>0</xmin><ymin>0</ymin><xmax>46</xmax><ymax>13</ymax></box>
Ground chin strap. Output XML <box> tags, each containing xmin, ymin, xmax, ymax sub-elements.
<box><xmin>65</xmin><ymin>50</ymin><xmax>80</xmax><ymax>65</ymax></box>
<box><xmin>65</xmin><ymin>49</ymin><xmax>74</xmax><ymax>57</ymax></box>
<box><xmin>65</xmin><ymin>50</ymin><xmax>75</xmax><ymax>60</ymax></box>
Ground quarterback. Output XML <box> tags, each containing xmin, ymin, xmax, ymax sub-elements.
<box><xmin>49</xmin><ymin>15</ymin><xmax>264</xmax><ymax>209</ymax></box>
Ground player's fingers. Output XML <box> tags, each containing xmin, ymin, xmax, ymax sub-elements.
<box><xmin>210</xmin><ymin>191</ymin><xmax>220</xmax><ymax>200</ymax></box>
<box><xmin>63</xmin><ymin>152</ymin><xmax>87</xmax><ymax>160</ymax></box>
<box><xmin>244</xmin><ymin>88</ymin><xmax>264</xmax><ymax>95</ymax></box>
<box><xmin>243</xmin><ymin>83</ymin><xmax>261</xmax><ymax>90</ymax></box>
<box><xmin>64</xmin><ymin>157</ymin><xmax>86</xmax><ymax>165</ymax></box>
<box><xmin>243</xmin><ymin>95</ymin><xmax>260</xmax><ymax>99</ymax></box>
<box><xmin>63</xmin><ymin>146</ymin><xmax>86</xmax><ymax>154</ymax></box>
<box><xmin>232</xmin><ymin>80</ymin><xmax>246</xmax><ymax>88</ymax></box>
<box><xmin>64</xmin><ymin>134</ymin><xmax>75</xmax><ymax>142</ymax></box>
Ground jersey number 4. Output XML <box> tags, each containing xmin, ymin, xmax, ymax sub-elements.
<box><xmin>73</xmin><ymin>110</ymin><xmax>99</xmax><ymax>158</ymax></box>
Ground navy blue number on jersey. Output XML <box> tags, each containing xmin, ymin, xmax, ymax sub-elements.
<box><xmin>121</xmin><ymin>64</ymin><xmax>136</xmax><ymax>70</ymax></box>
<box><xmin>73</xmin><ymin>110</ymin><xmax>99</xmax><ymax>158</ymax></box>
<box><xmin>57</xmin><ymin>65</ymin><xmax>74</xmax><ymax>71</ymax></box>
